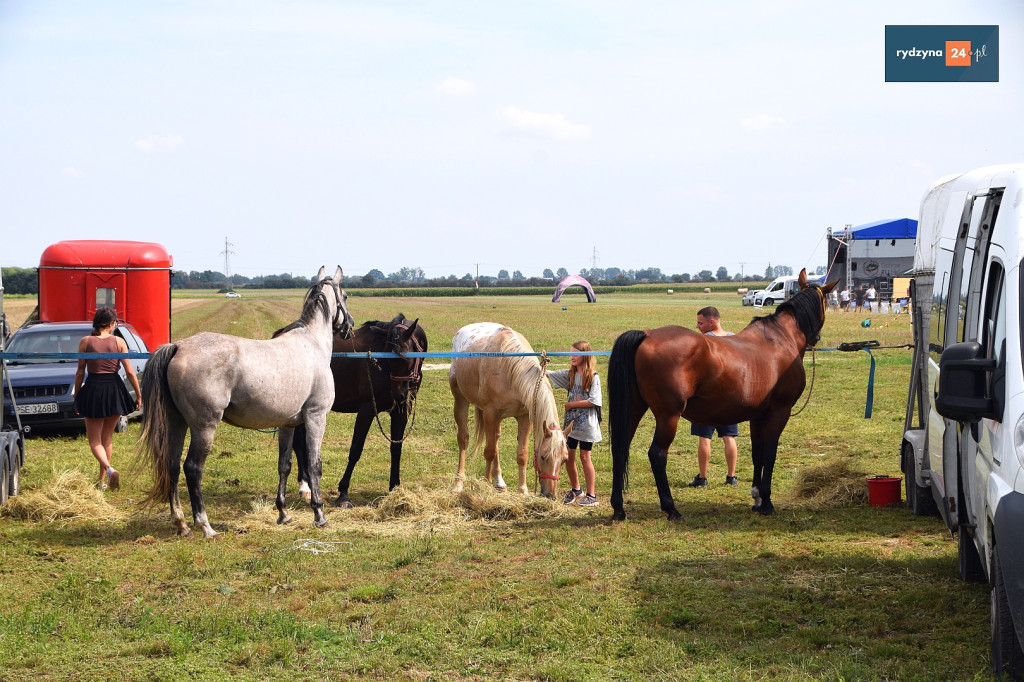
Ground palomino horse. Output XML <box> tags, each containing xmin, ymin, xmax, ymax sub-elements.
<box><xmin>137</xmin><ymin>266</ymin><xmax>354</xmax><ymax>537</ymax></box>
<box><xmin>608</xmin><ymin>269</ymin><xmax>836</xmax><ymax>521</ymax></box>
<box><xmin>449</xmin><ymin>322</ymin><xmax>571</xmax><ymax>498</ymax></box>
<box><xmin>289</xmin><ymin>314</ymin><xmax>427</xmax><ymax>507</ymax></box>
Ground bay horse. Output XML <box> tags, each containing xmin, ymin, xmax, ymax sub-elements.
<box><xmin>289</xmin><ymin>314</ymin><xmax>427</xmax><ymax>508</ymax></box>
<box><xmin>137</xmin><ymin>266</ymin><xmax>354</xmax><ymax>537</ymax></box>
<box><xmin>449</xmin><ymin>322</ymin><xmax>571</xmax><ymax>498</ymax></box>
<box><xmin>608</xmin><ymin>269</ymin><xmax>835</xmax><ymax>521</ymax></box>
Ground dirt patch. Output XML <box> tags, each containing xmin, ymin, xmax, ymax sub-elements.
<box><xmin>4</xmin><ymin>299</ymin><xmax>38</xmax><ymax>330</ymax></box>
<box><xmin>171</xmin><ymin>299</ymin><xmax>211</xmax><ymax>314</ymax></box>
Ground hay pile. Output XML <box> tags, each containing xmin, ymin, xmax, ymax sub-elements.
<box><xmin>788</xmin><ymin>457</ymin><xmax>870</xmax><ymax>509</ymax></box>
<box><xmin>1</xmin><ymin>469</ymin><xmax>126</xmax><ymax>524</ymax></box>
<box><xmin>237</xmin><ymin>477</ymin><xmax>584</xmax><ymax>537</ymax></box>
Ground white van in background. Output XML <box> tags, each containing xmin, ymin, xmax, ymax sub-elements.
<box><xmin>753</xmin><ymin>275</ymin><xmax>800</xmax><ymax>307</ymax></box>
<box><xmin>901</xmin><ymin>163</ymin><xmax>1024</xmax><ymax>677</ymax></box>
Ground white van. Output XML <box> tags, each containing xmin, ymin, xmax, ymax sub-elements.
<box><xmin>753</xmin><ymin>275</ymin><xmax>800</xmax><ymax>307</ymax></box>
<box><xmin>901</xmin><ymin>163</ymin><xmax>1024</xmax><ymax>677</ymax></box>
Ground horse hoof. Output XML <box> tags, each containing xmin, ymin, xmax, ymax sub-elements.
<box><xmin>175</xmin><ymin>526</ymin><xmax>192</xmax><ymax>538</ymax></box>
<box><xmin>333</xmin><ymin>497</ymin><xmax>353</xmax><ymax>509</ymax></box>
<box><xmin>314</xmin><ymin>519</ymin><xmax>328</xmax><ymax>528</ymax></box>
<box><xmin>666</xmin><ymin>511</ymin><xmax>683</xmax><ymax>522</ymax></box>
<box><xmin>611</xmin><ymin>510</ymin><xmax>626</xmax><ymax>522</ymax></box>
<box><xmin>202</xmin><ymin>529</ymin><xmax>219</xmax><ymax>539</ymax></box>
<box><xmin>757</xmin><ymin>503</ymin><xmax>776</xmax><ymax>516</ymax></box>
<box><xmin>277</xmin><ymin>514</ymin><xmax>293</xmax><ymax>525</ymax></box>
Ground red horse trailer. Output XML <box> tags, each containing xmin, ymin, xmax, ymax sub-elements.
<box><xmin>38</xmin><ymin>240</ymin><xmax>173</xmax><ymax>350</ymax></box>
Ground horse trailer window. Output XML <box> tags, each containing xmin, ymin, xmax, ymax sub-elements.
<box><xmin>95</xmin><ymin>287</ymin><xmax>116</xmax><ymax>309</ymax></box>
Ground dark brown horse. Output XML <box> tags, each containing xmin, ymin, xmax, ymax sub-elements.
<box><xmin>608</xmin><ymin>269</ymin><xmax>835</xmax><ymax>521</ymax></box>
<box><xmin>286</xmin><ymin>314</ymin><xmax>426</xmax><ymax>507</ymax></box>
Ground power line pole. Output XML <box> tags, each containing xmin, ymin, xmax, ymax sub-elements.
<box><xmin>591</xmin><ymin>247</ymin><xmax>599</xmax><ymax>271</ymax></box>
<box><xmin>220</xmin><ymin>237</ymin><xmax>235</xmax><ymax>283</ymax></box>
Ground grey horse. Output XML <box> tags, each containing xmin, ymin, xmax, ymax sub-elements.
<box><xmin>137</xmin><ymin>266</ymin><xmax>354</xmax><ymax>538</ymax></box>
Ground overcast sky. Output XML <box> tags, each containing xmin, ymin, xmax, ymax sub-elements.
<box><xmin>1</xmin><ymin>1</ymin><xmax>1021</xmax><ymax>280</ymax></box>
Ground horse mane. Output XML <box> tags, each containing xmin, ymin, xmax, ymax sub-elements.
<box><xmin>497</xmin><ymin>330</ymin><xmax>558</xmax><ymax>441</ymax></box>
<box><xmin>751</xmin><ymin>285</ymin><xmax>824</xmax><ymax>347</ymax></box>
<box><xmin>271</xmin><ymin>278</ymin><xmax>333</xmax><ymax>338</ymax></box>
<box><xmin>361</xmin><ymin>313</ymin><xmax>407</xmax><ymax>335</ymax></box>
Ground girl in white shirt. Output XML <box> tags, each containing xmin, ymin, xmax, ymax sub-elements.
<box><xmin>548</xmin><ymin>340</ymin><xmax>603</xmax><ymax>506</ymax></box>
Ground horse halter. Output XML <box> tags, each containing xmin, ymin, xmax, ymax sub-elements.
<box><xmin>813</xmin><ymin>285</ymin><xmax>827</xmax><ymax>322</ymax></box>
<box><xmin>387</xmin><ymin>323</ymin><xmax>424</xmax><ymax>386</ymax></box>
<box><xmin>315</xmin><ymin>276</ymin><xmax>350</xmax><ymax>338</ymax></box>
<box><xmin>531</xmin><ymin>354</ymin><xmax>561</xmax><ymax>484</ymax></box>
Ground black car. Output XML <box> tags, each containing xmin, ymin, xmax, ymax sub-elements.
<box><xmin>1</xmin><ymin>321</ymin><xmax>148</xmax><ymax>432</ymax></box>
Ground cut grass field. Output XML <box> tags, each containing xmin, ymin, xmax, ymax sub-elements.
<box><xmin>0</xmin><ymin>290</ymin><xmax>993</xmax><ymax>680</ymax></box>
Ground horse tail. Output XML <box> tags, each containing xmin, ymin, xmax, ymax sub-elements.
<box><xmin>293</xmin><ymin>423</ymin><xmax>309</xmax><ymax>484</ymax></box>
<box><xmin>469</xmin><ymin>406</ymin><xmax>485</xmax><ymax>458</ymax></box>
<box><xmin>609</xmin><ymin>330</ymin><xmax>649</xmax><ymax>491</ymax></box>
<box><xmin>136</xmin><ymin>343</ymin><xmax>182</xmax><ymax>506</ymax></box>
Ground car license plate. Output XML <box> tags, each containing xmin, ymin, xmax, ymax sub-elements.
<box><xmin>15</xmin><ymin>403</ymin><xmax>59</xmax><ymax>415</ymax></box>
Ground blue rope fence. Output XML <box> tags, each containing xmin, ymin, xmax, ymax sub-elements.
<box><xmin>0</xmin><ymin>351</ymin><xmax>610</xmax><ymax>361</ymax></box>
<box><xmin>0</xmin><ymin>344</ymin><xmax>909</xmax><ymax>419</ymax></box>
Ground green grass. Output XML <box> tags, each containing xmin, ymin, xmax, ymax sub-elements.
<box><xmin>0</xmin><ymin>292</ymin><xmax>995</xmax><ymax>680</ymax></box>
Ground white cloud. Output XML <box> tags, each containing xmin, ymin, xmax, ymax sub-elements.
<box><xmin>134</xmin><ymin>134</ymin><xmax>185</xmax><ymax>153</ymax></box>
<box><xmin>740</xmin><ymin>114</ymin><xmax>785</xmax><ymax>131</ymax></box>
<box><xmin>61</xmin><ymin>166</ymin><xmax>85</xmax><ymax>178</ymax></box>
<box><xmin>436</xmin><ymin>77</ymin><xmax>475</xmax><ymax>96</ymax></box>
<box><xmin>498</xmin><ymin>106</ymin><xmax>590</xmax><ymax>141</ymax></box>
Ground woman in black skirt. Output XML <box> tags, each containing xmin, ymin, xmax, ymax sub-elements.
<box><xmin>74</xmin><ymin>308</ymin><xmax>142</xmax><ymax>490</ymax></box>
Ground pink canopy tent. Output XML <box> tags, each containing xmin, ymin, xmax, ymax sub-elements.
<box><xmin>552</xmin><ymin>274</ymin><xmax>596</xmax><ymax>303</ymax></box>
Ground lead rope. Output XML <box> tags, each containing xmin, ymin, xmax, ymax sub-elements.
<box><xmin>791</xmin><ymin>288</ymin><xmax>828</xmax><ymax>418</ymax></box>
<box><xmin>532</xmin><ymin>352</ymin><xmax>550</xmax><ymax>492</ymax></box>
<box><xmin>359</xmin><ymin>341</ymin><xmax>419</xmax><ymax>445</ymax></box>
<box><xmin>789</xmin><ymin>346</ymin><xmax>816</xmax><ymax>417</ymax></box>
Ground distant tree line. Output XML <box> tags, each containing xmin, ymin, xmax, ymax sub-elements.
<box><xmin>1</xmin><ymin>263</ymin><xmax>827</xmax><ymax>295</ymax></box>
<box><xmin>0</xmin><ymin>267</ymin><xmax>38</xmax><ymax>295</ymax></box>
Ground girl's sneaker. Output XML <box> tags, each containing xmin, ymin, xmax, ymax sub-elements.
<box><xmin>577</xmin><ymin>494</ymin><xmax>599</xmax><ymax>507</ymax></box>
<box><xmin>562</xmin><ymin>488</ymin><xmax>583</xmax><ymax>505</ymax></box>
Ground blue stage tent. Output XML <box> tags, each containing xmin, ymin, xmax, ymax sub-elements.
<box><xmin>850</xmin><ymin>218</ymin><xmax>918</xmax><ymax>240</ymax></box>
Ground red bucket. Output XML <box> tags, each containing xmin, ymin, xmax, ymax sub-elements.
<box><xmin>867</xmin><ymin>475</ymin><xmax>902</xmax><ymax>507</ymax></box>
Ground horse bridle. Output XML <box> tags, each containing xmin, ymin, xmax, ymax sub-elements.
<box><xmin>536</xmin><ymin>423</ymin><xmax>561</xmax><ymax>482</ymax></box>
<box><xmin>790</xmin><ymin>284</ymin><xmax>827</xmax><ymax>417</ymax></box>
<box><xmin>322</xmin><ymin>278</ymin><xmax>349</xmax><ymax>337</ymax></box>
<box><xmin>530</xmin><ymin>353</ymin><xmax>560</xmax><ymax>484</ymax></box>
<box><xmin>387</xmin><ymin>323</ymin><xmax>424</xmax><ymax>385</ymax></box>
<box><xmin>356</xmin><ymin>321</ymin><xmax>424</xmax><ymax>444</ymax></box>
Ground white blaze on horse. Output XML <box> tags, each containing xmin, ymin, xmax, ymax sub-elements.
<box><xmin>136</xmin><ymin>266</ymin><xmax>354</xmax><ymax>538</ymax></box>
<box><xmin>448</xmin><ymin>322</ymin><xmax>571</xmax><ymax>498</ymax></box>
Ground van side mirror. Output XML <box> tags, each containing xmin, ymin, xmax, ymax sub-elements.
<box><xmin>935</xmin><ymin>341</ymin><xmax>996</xmax><ymax>421</ymax></box>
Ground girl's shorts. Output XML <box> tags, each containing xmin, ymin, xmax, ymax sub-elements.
<box><xmin>567</xmin><ymin>436</ymin><xmax>594</xmax><ymax>451</ymax></box>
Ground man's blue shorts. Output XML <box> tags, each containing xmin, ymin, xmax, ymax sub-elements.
<box><xmin>690</xmin><ymin>423</ymin><xmax>739</xmax><ymax>438</ymax></box>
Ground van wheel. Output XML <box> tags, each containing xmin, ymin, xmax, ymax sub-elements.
<box><xmin>114</xmin><ymin>416</ymin><xmax>128</xmax><ymax>433</ymax></box>
<box><xmin>765</xmin><ymin>298</ymin><xmax>775</xmax><ymax>306</ymax></box>
<box><xmin>991</xmin><ymin>544</ymin><xmax>1024</xmax><ymax>678</ymax></box>
<box><xmin>959</xmin><ymin>525</ymin><xmax>986</xmax><ymax>583</ymax></box>
<box><xmin>9</xmin><ymin>449</ymin><xmax>20</xmax><ymax>498</ymax></box>
<box><xmin>0</xmin><ymin>456</ymin><xmax>8</xmax><ymax>506</ymax></box>
<box><xmin>902</xmin><ymin>442</ymin><xmax>937</xmax><ymax>516</ymax></box>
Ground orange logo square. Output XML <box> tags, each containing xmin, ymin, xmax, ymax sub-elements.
<box><xmin>946</xmin><ymin>41</ymin><xmax>971</xmax><ymax>66</ymax></box>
